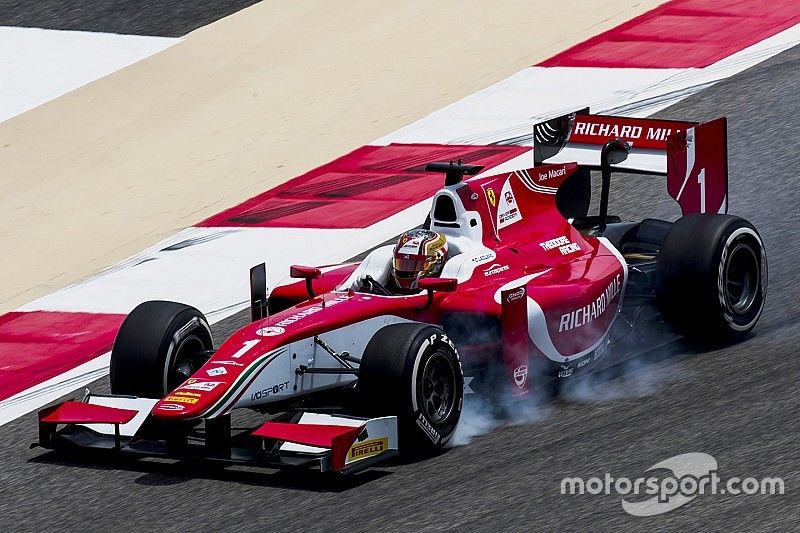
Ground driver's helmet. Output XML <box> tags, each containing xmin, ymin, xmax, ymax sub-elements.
<box><xmin>391</xmin><ymin>229</ymin><xmax>448</xmax><ymax>291</ymax></box>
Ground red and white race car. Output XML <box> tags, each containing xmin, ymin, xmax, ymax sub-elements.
<box><xmin>36</xmin><ymin>111</ymin><xmax>767</xmax><ymax>474</ymax></box>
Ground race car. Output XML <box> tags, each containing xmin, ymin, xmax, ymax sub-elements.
<box><xmin>35</xmin><ymin>110</ymin><xmax>767</xmax><ymax>474</ymax></box>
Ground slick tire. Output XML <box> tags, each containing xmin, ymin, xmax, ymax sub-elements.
<box><xmin>110</xmin><ymin>301</ymin><xmax>213</xmax><ymax>398</ymax></box>
<box><xmin>359</xmin><ymin>324</ymin><xmax>463</xmax><ymax>454</ymax></box>
<box><xmin>655</xmin><ymin>214</ymin><xmax>767</xmax><ymax>340</ymax></box>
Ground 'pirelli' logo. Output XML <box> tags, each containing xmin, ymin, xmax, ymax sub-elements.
<box><xmin>347</xmin><ymin>437</ymin><xmax>388</xmax><ymax>461</ymax></box>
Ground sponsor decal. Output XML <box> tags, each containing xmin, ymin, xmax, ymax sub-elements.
<box><xmin>256</xmin><ymin>326</ymin><xmax>285</xmax><ymax>337</ymax></box>
<box><xmin>558</xmin><ymin>274</ymin><xmax>622</xmax><ymax>332</ymax></box>
<box><xmin>416</xmin><ymin>412</ymin><xmax>441</xmax><ymax>444</ymax></box>
<box><xmin>540</xmin><ymin>236</ymin><xmax>570</xmax><ymax>250</ymax></box>
<box><xmin>573</xmin><ymin>121</ymin><xmax>644</xmax><ymax>139</ymax></box>
<box><xmin>559</xmin><ymin>242</ymin><xmax>581</xmax><ymax>255</ymax></box>
<box><xmin>472</xmin><ymin>252</ymin><xmax>494</xmax><ymax>263</ymax></box>
<box><xmin>164</xmin><ymin>395</ymin><xmax>199</xmax><ymax>405</ymax></box>
<box><xmin>514</xmin><ymin>364</ymin><xmax>528</xmax><ymax>388</ymax></box>
<box><xmin>558</xmin><ymin>361</ymin><xmax>574</xmax><ymax>378</ymax></box>
<box><xmin>572</xmin><ymin>119</ymin><xmax>682</xmax><ymax>144</ymax></box>
<box><xmin>347</xmin><ymin>437</ymin><xmax>388</xmax><ymax>462</ymax></box>
<box><xmin>215</xmin><ymin>360</ymin><xmax>245</xmax><ymax>367</ymax></box>
<box><xmin>206</xmin><ymin>366</ymin><xmax>227</xmax><ymax>377</ymax></box>
<box><xmin>182</xmin><ymin>381</ymin><xmax>223</xmax><ymax>392</ymax></box>
<box><xmin>483</xmin><ymin>263</ymin><xmax>510</xmax><ymax>277</ymax></box>
<box><xmin>506</xmin><ymin>287</ymin><xmax>526</xmax><ymax>303</ymax></box>
<box><xmin>577</xmin><ymin>358</ymin><xmax>590</xmax><ymax>369</ymax></box>
<box><xmin>537</xmin><ymin>166</ymin><xmax>567</xmax><ymax>183</ymax></box>
<box><xmin>271</xmin><ymin>294</ymin><xmax>351</xmax><ymax>329</ymax></box>
<box><xmin>497</xmin><ymin>178</ymin><xmax>522</xmax><ymax>229</ymax></box>
<box><xmin>539</xmin><ymin>235</ymin><xmax>581</xmax><ymax>255</ymax></box>
<box><xmin>486</xmin><ymin>188</ymin><xmax>497</xmax><ymax>207</ymax></box>
<box><xmin>593</xmin><ymin>339</ymin><xmax>609</xmax><ymax>361</ymax></box>
<box><xmin>157</xmin><ymin>403</ymin><xmax>185</xmax><ymax>412</ymax></box>
<box><xmin>172</xmin><ymin>391</ymin><xmax>200</xmax><ymax>398</ymax></box>
<box><xmin>249</xmin><ymin>380</ymin><xmax>290</xmax><ymax>402</ymax></box>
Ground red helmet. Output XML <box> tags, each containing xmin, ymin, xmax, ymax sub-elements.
<box><xmin>391</xmin><ymin>230</ymin><xmax>448</xmax><ymax>291</ymax></box>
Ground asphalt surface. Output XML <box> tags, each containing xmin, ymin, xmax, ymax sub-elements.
<box><xmin>0</xmin><ymin>0</ymin><xmax>260</xmax><ymax>36</ymax></box>
<box><xmin>2</xmin><ymin>44</ymin><xmax>799</xmax><ymax>533</ymax></box>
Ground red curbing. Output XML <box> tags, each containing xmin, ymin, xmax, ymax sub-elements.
<box><xmin>0</xmin><ymin>311</ymin><xmax>125</xmax><ymax>401</ymax></box>
<box><xmin>539</xmin><ymin>0</ymin><xmax>800</xmax><ymax>68</ymax></box>
<box><xmin>199</xmin><ymin>143</ymin><xmax>529</xmax><ymax>229</ymax></box>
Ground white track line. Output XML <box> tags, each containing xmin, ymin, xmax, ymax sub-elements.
<box><xmin>375</xmin><ymin>23</ymin><xmax>800</xmax><ymax>145</ymax></box>
<box><xmin>0</xmin><ymin>26</ymin><xmax>178</xmax><ymax>123</ymax></box>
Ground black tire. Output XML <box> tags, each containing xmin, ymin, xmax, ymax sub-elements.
<box><xmin>656</xmin><ymin>214</ymin><xmax>767</xmax><ymax>340</ymax></box>
<box><xmin>359</xmin><ymin>323</ymin><xmax>463</xmax><ymax>454</ymax></box>
<box><xmin>110</xmin><ymin>301</ymin><xmax>213</xmax><ymax>398</ymax></box>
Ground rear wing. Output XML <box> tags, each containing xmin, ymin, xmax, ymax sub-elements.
<box><xmin>533</xmin><ymin>110</ymin><xmax>728</xmax><ymax>215</ymax></box>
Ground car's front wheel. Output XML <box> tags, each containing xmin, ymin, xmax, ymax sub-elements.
<box><xmin>358</xmin><ymin>323</ymin><xmax>463</xmax><ymax>454</ymax></box>
<box><xmin>110</xmin><ymin>301</ymin><xmax>213</xmax><ymax>398</ymax></box>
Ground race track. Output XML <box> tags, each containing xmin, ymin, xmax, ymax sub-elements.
<box><xmin>1</xmin><ymin>41</ymin><xmax>798</xmax><ymax>531</ymax></box>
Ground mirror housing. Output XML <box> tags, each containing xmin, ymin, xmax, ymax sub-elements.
<box><xmin>418</xmin><ymin>277</ymin><xmax>458</xmax><ymax>292</ymax></box>
<box><xmin>290</xmin><ymin>265</ymin><xmax>321</xmax><ymax>298</ymax></box>
<box><xmin>418</xmin><ymin>277</ymin><xmax>457</xmax><ymax>309</ymax></box>
<box><xmin>290</xmin><ymin>265</ymin><xmax>321</xmax><ymax>279</ymax></box>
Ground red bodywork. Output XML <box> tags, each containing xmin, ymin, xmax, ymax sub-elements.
<box><xmin>154</xmin><ymin>161</ymin><xmax>627</xmax><ymax>419</ymax></box>
<box><xmin>152</xmin><ymin>111</ymin><xmax>733</xmax><ymax>419</ymax></box>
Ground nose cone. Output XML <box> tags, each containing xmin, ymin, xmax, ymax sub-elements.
<box><xmin>151</xmin><ymin>377</ymin><xmax>229</xmax><ymax>420</ymax></box>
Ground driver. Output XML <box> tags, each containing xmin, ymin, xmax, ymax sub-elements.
<box><xmin>360</xmin><ymin>229</ymin><xmax>448</xmax><ymax>295</ymax></box>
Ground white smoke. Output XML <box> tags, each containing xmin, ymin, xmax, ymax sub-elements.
<box><xmin>450</xmin><ymin>339</ymin><xmax>685</xmax><ymax>447</ymax></box>
<box><xmin>450</xmin><ymin>388</ymin><xmax>553</xmax><ymax>447</ymax></box>
<box><xmin>560</xmin><ymin>351</ymin><xmax>684</xmax><ymax>403</ymax></box>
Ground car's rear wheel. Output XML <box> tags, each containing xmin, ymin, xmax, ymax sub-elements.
<box><xmin>110</xmin><ymin>301</ymin><xmax>213</xmax><ymax>398</ymax></box>
<box><xmin>358</xmin><ymin>323</ymin><xmax>463</xmax><ymax>454</ymax></box>
<box><xmin>655</xmin><ymin>214</ymin><xmax>767</xmax><ymax>340</ymax></box>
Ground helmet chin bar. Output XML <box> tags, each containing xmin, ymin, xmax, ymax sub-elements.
<box><xmin>392</xmin><ymin>269</ymin><xmax>425</xmax><ymax>292</ymax></box>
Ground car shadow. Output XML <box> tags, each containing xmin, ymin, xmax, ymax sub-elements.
<box><xmin>28</xmin><ymin>450</ymin><xmax>392</xmax><ymax>492</ymax></box>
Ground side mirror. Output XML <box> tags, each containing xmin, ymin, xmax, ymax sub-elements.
<box><xmin>290</xmin><ymin>265</ymin><xmax>321</xmax><ymax>279</ymax></box>
<box><xmin>418</xmin><ymin>277</ymin><xmax>458</xmax><ymax>292</ymax></box>
<box><xmin>418</xmin><ymin>277</ymin><xmax>457</xmax><ymax>309</ymax></box>
<box><xmin>290</xmin><ymin>265</ymin><xmax>321</xmax><ymax>298</ymax></box>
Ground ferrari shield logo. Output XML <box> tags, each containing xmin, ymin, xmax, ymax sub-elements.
<box><xmin>486</xmin><ymin>188</ymin><xmax>497</xmax><ymax>207</ymax></box>
<box><xmin>514</xmin><ymin>364</ymin><xmax>528</xmax><ymax>388</ymax></box>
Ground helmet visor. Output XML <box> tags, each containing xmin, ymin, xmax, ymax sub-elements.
<box><xmin>392</xmin><ymin>256</ymin><xmax>429</xmax><ymax>274</ymax></box>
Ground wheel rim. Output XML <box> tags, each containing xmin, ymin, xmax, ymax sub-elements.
<box><xmin>724</xmin><ymin>242</ymin><xmax>760</xmax><ymax>315</ymax></box>
<box><xmin>167</xmin><ymin>334</ymin><xmax>207</xmax><ymax>391</ymax></box>
<box><xmin>420</xmin><ymin>351</ymin><xmax>457</xmax><ymax>424</ymax></box>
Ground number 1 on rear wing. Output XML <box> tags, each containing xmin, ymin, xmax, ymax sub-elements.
<box><xmin>533</xmin><ymin>109</ymin><xmax>728</xmax><ymax>215</ymax></box>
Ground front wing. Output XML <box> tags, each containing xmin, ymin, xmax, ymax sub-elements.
<box><xmin>35</xmin><ymin>394</ymin><xmax>398</xmax><ymax>475</ymax></box>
